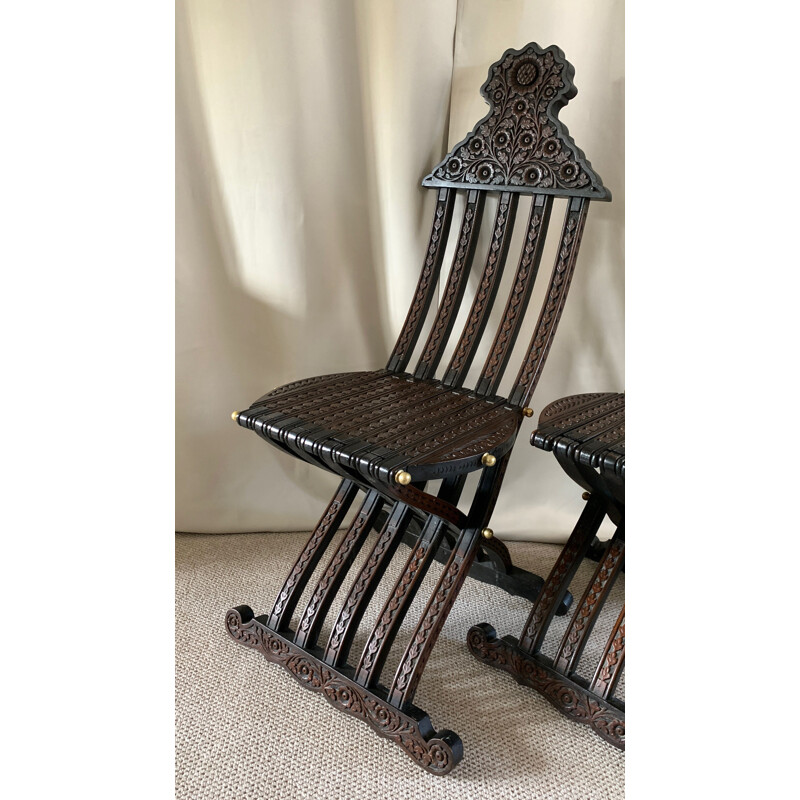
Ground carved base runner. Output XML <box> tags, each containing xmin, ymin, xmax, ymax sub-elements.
<box><xmin>467</xmin><ymin>623</ymin><xmax>624</xmax><ymax>749</ymax></box>
<box><xmin>226</xmin><ymin>605</ymin><xmax>463</xmax><ymax>775</ymax></box>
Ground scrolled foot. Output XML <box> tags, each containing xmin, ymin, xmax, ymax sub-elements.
<box><xmin>225</xmin><ymin>605</ymin><xmax>261</xmax><ymax>649</ymax></box>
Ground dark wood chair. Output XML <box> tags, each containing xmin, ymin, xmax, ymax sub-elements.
<box><xmin>225</xmin><ymin>43</ymin><xmax>611</xmax><ymax>774</ymax></box>
<box><xmin>468</xmin><ymin>393</ymin><xmax>625</xmax><ymax>749</ymax></box>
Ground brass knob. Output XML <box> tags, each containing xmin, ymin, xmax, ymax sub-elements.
<box><xmin>481</xmin><ymin>452</ymin><xmax>496</xmax><ymax>467</ymax></box>
<box><xmin>582</xmin><ymin>492</ymin><xmax>591</xmax><ymax>501</ymax></box>
<box><xmin>522</xmin><ymin>407</ymin><xmax>533</xmax><ymax>418</ymax></box>
<box><xmin>481</xmin><ymin>528</ymin><xmax>494</xmax><ymax>539</ymax></box>
<box><xmin>231</xmin><ymin>411</ymin><xmax>240</xmax><ymax>421</ymax></box>
<box><xmin>395</xmin><ymin>470</ymin><xmax>412</xmax><ymax>486</ymax></box>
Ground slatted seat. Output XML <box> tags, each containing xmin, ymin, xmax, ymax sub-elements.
<box><xmin>241</xmin><ymin>370</ymin><xmax>521</xmax><ymax>489</ymax></box>
<box><xmin>535</xmin><ymin>392</ymin><xmax>625</xmax><ymax>478</ymax></box>
<box><xmin>226</xmin><ymin>43</ymin><xmax>612</xmax><ymax>774</ymax></box>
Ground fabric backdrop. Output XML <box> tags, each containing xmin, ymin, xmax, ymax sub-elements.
<box><xmin>176</xmin><ymin>0</ymin><xmax>624</xmax><ymax>540</ymax></box>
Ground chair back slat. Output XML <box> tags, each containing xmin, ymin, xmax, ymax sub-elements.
<box><xmin>413</xmin><ymin>190</ymin><xmax>486</xmax><ymax>381</ymax></box>
<box><xmin>387</xmin><ymin>188</ymin><xmax>455</xmax><ymax>373</ymax></box>
<box><xmin>388</xmin><ymin>43</ymin><xmax>608</xmax><ymax>409</ymax></box>
<box><xmin>442</xmin><ymin>192</ymin><xmax>519</xmax><ymax>389</ymax></box>
<box><xmin>475</xmin><ymin>193</ymin><xmax>553</xmax><ymax>398</ymax></box>
<box><xmin>508</xmin><ymin>196</ymin><xmax>589</xmax><ymax>407</ymax></box>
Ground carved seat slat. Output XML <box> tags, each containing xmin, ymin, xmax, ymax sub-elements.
<box><xmin>228</xmin><ymin>43</ymin><xmax>613</xmax><ymax>772</ymax></box>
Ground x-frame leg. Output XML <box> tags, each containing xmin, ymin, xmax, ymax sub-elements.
<box><xmin>226</xmin><ymin>458</ymin><xmax>516</xmax><ymax>774</ymax></box>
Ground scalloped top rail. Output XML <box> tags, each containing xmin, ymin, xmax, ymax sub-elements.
<box><xmin>422</xmin><ymin>43</ymin><xmax>610</xmax><ymax>200</ymax></box>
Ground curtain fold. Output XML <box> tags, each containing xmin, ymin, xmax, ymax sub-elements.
<box><xmin>176</xmin><ymin>0</ymin><xmax>623</xmax><ymax>540</ymax></box>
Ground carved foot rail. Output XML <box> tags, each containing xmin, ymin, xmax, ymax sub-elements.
<box><xmin>467</xmin><ymin>621</ymin><xmax>624</xmax><ymax>748</ymax></box>
<box><xmin>226</xmin><ymin>476</ymin><xmax>494</xmax><ymax>774</ymax></box>
<box><xmin>226</xmin><ymin>606</ymin><xmax>462</xmax><ymax>775</ymax></box>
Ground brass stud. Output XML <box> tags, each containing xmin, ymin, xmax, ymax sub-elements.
<box><xmin>582</xmin><ymin>492</ymin><xmax>591</xmax><ymax>501</ymax></box>
<box><xmin>395</xmin><ymin>470</ymin><xmax>412</xmax><ymax>486</ymax></box>
<box><xmin>522</xmin><ymin>407</ymin><xmax>534</xmax><ymax>418</ymax></box>
<box><xmin>231</xmin><ymin>411</ymin><xmax>240</xmax><ymax>421</ymax></box>
<box><xmin>481</xmin><ymin>527</ymin><xmax>494</xmax><ymax>539</ymax></box>
<box><xmin>481</xmin><ymin>452</ymin><xmax>497</xmax><ymax>467</ymax></box>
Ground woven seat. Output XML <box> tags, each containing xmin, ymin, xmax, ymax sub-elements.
<box><xmin>241</xmin><ymin>370</ymin><xmax>520</xmax><ymax>487</ymax></box>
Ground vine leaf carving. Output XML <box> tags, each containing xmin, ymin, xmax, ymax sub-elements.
<box><xmin>467</xmin><ymin>623</ymin><xmax>624</xmax><ymax>750</ymax></box>
<box><xmin>225</xmin><ymin>606</ymin><xmax>463</xmax><ymax>774</ymax></box>
<box><xmin>423</xmin><ymin>43</ymin><xmax>609</xmax><ymax>200</ymax></box>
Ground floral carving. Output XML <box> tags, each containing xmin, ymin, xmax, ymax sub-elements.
<box><xmin>423</xmin><ymin>44</ymin><xmax>609</xmax><ymax>199</ymax></box>
<box><xmin>226</xmin><ymin>606</ymin><xmax>463</xmax><ymax>774</ymax></box>
<box><xmin>467</xmin><ymin>623</ymin><xmax>624</xmax><ymax>750</ymax></box>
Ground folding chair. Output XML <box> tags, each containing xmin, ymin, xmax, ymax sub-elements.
<box><xmin>226</xmin><ymin>43</ymin><xmax>611</xmax><ymax>773</ymax></box>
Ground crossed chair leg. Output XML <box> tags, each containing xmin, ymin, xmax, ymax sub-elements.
<box><xmin>226</xmin><ymin>459</ymin><xmax>522</xmax><ymax>774</ymax></box>
<box><xmin>467</xmin><ymin>492</ymin><xmax>625</xmax><ymax>749</ymax></box>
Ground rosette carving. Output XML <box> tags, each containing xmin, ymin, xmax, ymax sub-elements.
<box><xmin>467</xmin><ymin>623</ymin><xmax>624</xmax><ymax>750</ymax></box>
<box><xmin>423</xmin><ymin>44</ymin><xmax>609</xmax><ymax>199</ymax></box>
<box><xmin>225</xmin><ymin>607</ymin><xmax>463</xmax><ymax>774</ymax></box>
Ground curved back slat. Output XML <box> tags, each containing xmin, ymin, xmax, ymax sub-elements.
<box><xmin>475</xmin><ymin>193</ymin><xmax>553</xmax><ymax>398</ymax></box>
<box><xmin>509</xmin><ymin>196</ymin><xmax>589</xmax><ymax>407</ymax></box>
<box><xmin>442</xmin><ymin>191</ymin><xmax>519</xmax><ymax>389</ymax></box>
<box><xmin>387</xmin><ymin>188</ymin><xmax>455</xmax><ymax>373</ymax></box>
<box><xmin>413</xmin><ymin>190</ymin><xmax>486</xmax><ymax>381</ymax></box>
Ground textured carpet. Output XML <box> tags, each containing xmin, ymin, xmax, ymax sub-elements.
<box><xmin>176</xmin><ymin>531</ymin><xmax>624</xmax><ymax>799</ymax></box>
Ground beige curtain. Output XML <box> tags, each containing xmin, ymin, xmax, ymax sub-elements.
<box><xmin>176</xmin><ymin>0</ymin><xmax>624</xmax><ymax>540</ymax></box>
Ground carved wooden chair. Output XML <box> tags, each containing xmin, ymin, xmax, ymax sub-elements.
<box><xmin>226</xmin><ymin>43</ymin><xmax>611</xmax><ymax>774</ymax></box>
<box><xmin>469</xmin><ymin>393</ymin><xmax>625</xmax><ymax>749</ymax></box>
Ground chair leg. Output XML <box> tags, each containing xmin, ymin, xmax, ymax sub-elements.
<box><xmin>267</xmin><ymin>480</ymin><xmax>359</xmax><ymax>632</ymax></box>
<box><xmin>226</xmin><ymin>477</ymin><xmax>484</xmax><ymax>775</ymax></box>
<box><xmin>398</xmin><ymin>499</ymin><xmax>572</xmax><ymax>611</ymax></box>
<box><xmin>226</xmin><ymin>604</ymin><xmax>464</xmax><ymax>774</ymax></box>
<box><xmin>467</xmin><ymin>494</ymin><xmax>625</xmax><ymax>750</ymax></box>
<box><xmin>387</xmin><ymin>525</ymin><xmax>481</xmax><ymax>708</ymax></box>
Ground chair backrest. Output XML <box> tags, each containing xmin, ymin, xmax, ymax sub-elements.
<box><xmin>386</xmin><ymin>43</ymin><xmax>610</xmax><ymax>410</ymax></box>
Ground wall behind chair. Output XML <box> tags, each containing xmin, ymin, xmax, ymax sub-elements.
<box><xmin>176</xmin><ymin>0</ymin><xmax>624</xmax><ymax>540</ymax></box>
